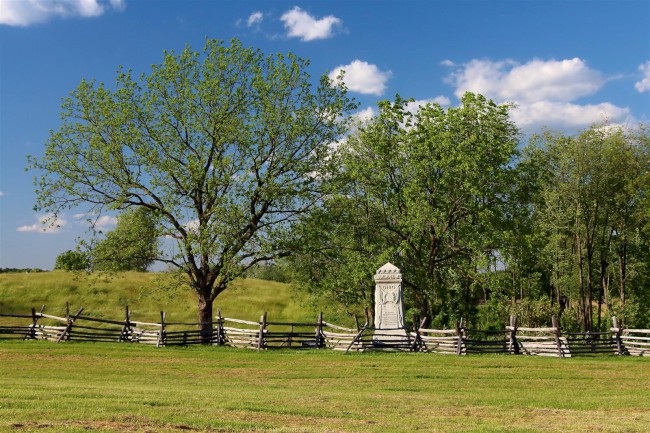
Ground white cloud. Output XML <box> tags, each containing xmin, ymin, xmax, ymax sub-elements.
<box><xmin>73</xmin><ymin>212</ymin><xmax>117</xmax><ymax>229</ymax></box>
<box><xmin>352</xmin><ymin>107</ymin><xmax>376</xmax><ymax>123</ymax></box>
<box><xmin>404</xmin><ymin>96</ymin><xmax>451</xmax><ymax>114</ymax></box>
<box><xmin>184</xmin><ymin>219</ymin><xmax>199</xmax><ymax>233</ymax></box>
<box><xmin>635</xmin><ymin>61</ymin><xmax>650</xmax><ymax>93</ymax></box>
<box><xmin>511</xmin><ymin>101</ymin><xmax>630</xmax><ymax>129</ymax></box>
<box><xmin>444</xmin><ymin>57</ymin><xmax>629</xmax><ymax>130</ymax></box>
<box><xmin>17</xmin><ymin>214</ymin><xmax>67</xmax><ymax>234</ymax></box>
<box><xmin>109</xmin><ymin>0</ymin><xmax>125</xmax><ymax>11</ymax></box>
<box><xmin>0</xmin><ymin>191</ymin><xmax>4</xmax><ymax>197</ymax></box>
<box><xmin>247</xmin><ymin>11</ymin><xmax>263</xmax><ymax>27</ymax></box>
<box><xmin>328</xmin><ymin>60</ymin><xmax>392</xmax><ymax>96</ymax></box>
<box><xmin>95</xmin><ymin>215</ymin><xmax>118</xmax><ymax>229</ymax></box>
<box><xmin>0</xmin><ymin>0</ymin><xmax>125</xmax><ymax>26</ymax></box>
<box><xmin>280</xmin><ymin>6</ymin><xmax>341</xmax><ymax>41</ymax></box>
<box><xmin>447</xmin><ymin>58</ymin><xmax>605</xmax><ymax>103</ymax></box>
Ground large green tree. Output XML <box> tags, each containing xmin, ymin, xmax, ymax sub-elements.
<box><xmin>30</xmin><ymin>39</ymin><xmax>355</xmax><ymax>339</ymax></box>
<box><xmin>292</xmin><ymin>93</ymin><xmax>521</xmax><ymax>326</ymax></box>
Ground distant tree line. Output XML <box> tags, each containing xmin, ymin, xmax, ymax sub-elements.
<box><xmin>0</xmin><ymin>268</ymin><xmax>47</xmax><ymax>273</ymax></box>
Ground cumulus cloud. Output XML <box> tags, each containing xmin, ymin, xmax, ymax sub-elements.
<box><xmin>444</xmin><ymin>57</ymin><xmax>630</xmax><ymax>130</ymax></box>
<box><xmin>247</xmin><ymin>11</ymin><xmax>263</xmax><ymax>27</ymax></box>
<box><xmin>635</xmin><ymin>61</ymin><xmax>650</xmax><ymax>93</ymax></box>
<box><xmin>0</xmin><ymin>0</ymin><xmax>125</xmax><ymax>26</ymax></box>
<box><xmin>94</xmin><ymin>215</ymin><xmax>118</xmax><ymax>229</ymax></box>
<box><xmin>446</xmin><ymin>58</ymin><xmax>605</xmax><ymax>102</ymax></box>
<box><xmin>404</xmin><ymin>96</ymin><xmax>451</xmax><ymax>114</ymax></box>
<box><xmin>328</xmin><ymin>60</ymin><xmax>391</xmax><ymax>96</ymax></box>
<box><xmin>352</xmin><ymin>107</ymin><xmax>376</xmax><ymax>123</ymax></box>
<box><xmin>511</xmin><ymin>101</ymin><xmax>630</xmax><ymax>130</ymax></box>
<box><xmin>280</xmin><ymin>6</ymin><xmax>341</xmax><ymax>41</ymax></box>
<box><xmin>73</xmin><ymin>212</ymin><xmax>117</xmax><ymax>230</ymax></box>
<box><xmin>17</xmin><ymin>214</ymin><xmax>67</xmax><ymax>234</ymax></box>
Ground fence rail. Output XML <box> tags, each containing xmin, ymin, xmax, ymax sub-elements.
<box><xmin>1</xmin><ymin>306</ymin><xmax>647</xmax><ymax>357</ymax></box>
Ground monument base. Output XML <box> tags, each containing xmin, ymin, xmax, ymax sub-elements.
<box><xmin>372</xmin><ymin>328</ymin><xmax>411</xmax><ymax>350</ymax></box>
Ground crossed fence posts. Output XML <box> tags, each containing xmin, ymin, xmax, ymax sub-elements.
<box><xmin>1</xmin><ymin>306</ymin><xmax>647</xmax><ymax>356</ymax></box>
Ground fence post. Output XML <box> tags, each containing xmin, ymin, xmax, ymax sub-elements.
<box><xmin>24</xmin><ymin>307</ymin><xmax>39</xmax><ymax>340</ymax></box>
<box><xmin>257</xmin><ymin>312</ymin><xmax>267</xmax><ymax>352</ymax></box>
<box><xmin>552</xmin><ymin>315</ymin><xmax>564</xmax><ymax>358</ymax></box>
<box><xmin>346</xmin><ymin>321</ymin><xmax>367</xmax><ymax>354</ymax></box>
<box><xmin>612</xmin><ymin>316</ymin><xmax>625</xmax><ymax>356</ymax></box>
<box><xmin>56</xmin><ymin>307</ymin><xmax>84</xmax><ymax>343</ymax></box>
<box><xmin>316</xmin><ymin>312</ymin><xmax>324</xmax><ymax>349</ymax></box>
<box><xmin>455</xmin><ymin>318</ymin><xmax>465</xmax><ymax>356</ymax></box>
<box><xmin>119</xmin><ymin>305</ymin><xmax>131</xmax><ymax>343</ymax></box>
<box><xmin>216</xmin><ymin>308</ymin><xmax>224</xmax><ymax>346</ymax></box>
<box><xmin>411</xmin><ymin>316</ymin><xmax>426</xmax><ymax>352</ymax></box>
<box><xmin>508</xmin><ymin>315</ymin><xmax>519</xmax><ymax>355</ymax></box>
<box><xmin>157</xmin><ymin>311</ymin><xmax>166</xmax><ymax>348</ymax></box>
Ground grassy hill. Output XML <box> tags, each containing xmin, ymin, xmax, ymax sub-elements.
<box><xmin>0</xmin><ymin>271</ymin><xmax>353</xmax><ymax>326</ymax></box>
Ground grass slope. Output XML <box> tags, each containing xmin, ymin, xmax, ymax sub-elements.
<box><xmin>0</xmin><ymin>341</ymin><xmax>648</xmax><ymax>432</ymax></box>
<box><xmin>0</xmin><ymin>271</ymin><xmax>349</xmax><ymax>325</ymax></box>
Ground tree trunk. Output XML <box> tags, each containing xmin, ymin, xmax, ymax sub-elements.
<box><xmin>619</xmin><ymin>240</ymin><xmax>627</xmax><ymax>310</ymax></box>
<box><xmin>198</xmin><ymin>292</ymin><xmax>214</xmax><ymax>344</ymax></box>
<box><xmin>576</xmin><ymin>233</ymin><xmax>587</xmax><ymax>332</ymax></box>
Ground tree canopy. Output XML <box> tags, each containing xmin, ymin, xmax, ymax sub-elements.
<box><xmin>291</xmin><ymin>93</ymin><xmax>521</xmax><ymax>326</ymax></box>
<box><xmin>30</xmin><ymin>38</ymin><xmax>356</xmax><ymax>337</ymax></box>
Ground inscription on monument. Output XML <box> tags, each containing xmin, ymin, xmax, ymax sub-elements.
<box><xmin>373</xmin><ymin>263</ymin><xmax>407</xmax><ymax>344</ymax></box>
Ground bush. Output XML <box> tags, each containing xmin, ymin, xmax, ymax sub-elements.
<box><xmin>54</xmin><ymin>250</ymin><xmax>89</xmax><ymax>271</ymax></box>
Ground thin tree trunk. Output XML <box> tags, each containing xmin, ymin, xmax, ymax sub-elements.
<box><xmin>576</xmin><ymin>233</ymin><xmax>587</xmax><ymax>332</ymax></box>
<box><xmin>619</xmin><ymin>240</ymin><xmax>627</xmax><ymax>309</ymax></box>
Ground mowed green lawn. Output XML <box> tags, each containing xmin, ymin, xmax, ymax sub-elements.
<box><xmin>0</xmin><ymin>341</ymin><xmax>648</xmax><ymax>433</ymax></box>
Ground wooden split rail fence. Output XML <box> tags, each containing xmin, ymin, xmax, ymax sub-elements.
<box><xmin>0</xmin><ymin>306</ymin><xmax>647</xmax><ymax>357</ymax></box>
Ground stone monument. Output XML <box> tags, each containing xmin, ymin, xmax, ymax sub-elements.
<box><xmin>373</xmin><ymin>262</ymin><xmax>408</xmax><ymax>344</ymax></box>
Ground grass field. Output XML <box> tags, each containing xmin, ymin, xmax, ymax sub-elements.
<box><xmin>0</xmin><ymin>340</ymin><xmax>648</xmax><ymax>433</ymax></box>
<box><xmin>0</xmin><ymin>271</ymin><xmax>351</xmax><ymax>326</ymax></box>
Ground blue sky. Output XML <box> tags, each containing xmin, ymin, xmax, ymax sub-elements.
<box><xmin>0</xmin><ymin>0</ymin><xmax>649</xmax><ymax>270</ymax></box>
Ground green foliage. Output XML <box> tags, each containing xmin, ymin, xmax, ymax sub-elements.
<box><xmin>528</xmin><ymin>123</ymin><xmax>650</xmax><ymax>331</ymax></box>
<box><xmin>29</xmin><ymin>38</ymin><xmax>356</xmax><ymax>326</ymax></box>
<box><xmin>475</xmin><ymin>295</ymin><xmax>511</xmax><ymax>331</ymax></box>
<box><xmin>53</xmin><ymin>250</ymin><xmax>89</xmax><ymax>271</ymax></box>
<box><xmin>292</xmin><ymin>93</ymin><xmax>521</xmax><ymax>326</ymax></box>
<box><xmin>243</xmin><ymin>262</ymin><xmax>292</xmax><ymax>283</ymax></box>
<box><xmin>91</xmin><ymin>207</ymin><xmax>159</xmax><ymax>272</ymax></box>
<box><xmin>0</xmin><ymin>268</ymin><xmax>46</xmax><ymax>273</ymax></box>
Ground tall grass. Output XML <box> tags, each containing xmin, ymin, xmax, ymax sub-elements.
<box><xmin>0</xmin><ymin>271</ymin><xmax>352</xmax><ymax>325</ymax></box>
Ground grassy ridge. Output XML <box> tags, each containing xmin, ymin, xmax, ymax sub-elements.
<box><xmin>0</xmin><ymin>341</ymin><xmax>649</xmax><ymax>432</ymax></box>
<box><xmin>0</xmin><ymin>271</ymin><xmax>350</xmax><ymax>325</ymax></box>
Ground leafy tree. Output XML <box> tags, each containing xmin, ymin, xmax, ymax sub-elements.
<box><xmin>29</xmin><ymin>39</ymin><xmax>355</xmax><ymax>340</ymax></box>
<box><xmin>529</xmin><ymin>123</ymin><xmax>650</xmax><ymax>330</ymax></box>
<box><xmin>292</xmin><ymin>93</ymin><xmax>520</xmax><ymax>326</ymax></box>
<box><xmin>54</xmin><ymin>250</ymin><xmax>89</xmax><ymax>271</ymax></box>
<box><xmin>91</xmin><ymin>207</ymin><xmax>159</xmax><ymax>272</ymax></box>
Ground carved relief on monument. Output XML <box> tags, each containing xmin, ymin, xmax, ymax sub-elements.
<box><xmin>373</xmin><ymin>263</ymin><xmax>405</xmax><ymax>330</ymax></box>
<box><xmin>376</xmin><ymin>283</ymin><xmax>404</xmax><ymax>329</ymax></box>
